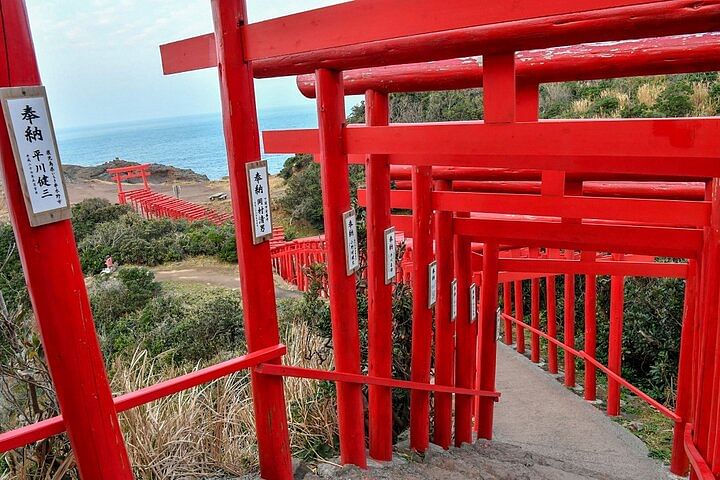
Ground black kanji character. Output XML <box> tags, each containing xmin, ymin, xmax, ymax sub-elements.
<box><xmin>37</xmin><ymin>175</ymin><xmax>50</xmax><ymax>187</ymax></box>
<box><xmin>21</xmin><ymin>105</ymin><xmax>40</xmax><ymax>125</ymax></box>
<box><xmin>25</xmin><ymin>126</ymin><xmax>43</xmax><ymax>143</ymax></box>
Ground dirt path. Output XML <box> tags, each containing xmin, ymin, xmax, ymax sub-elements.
<box><xmin>151</xmin><ymin>258</ymin><xmax>301</xmax><ymax>301</ymax></box>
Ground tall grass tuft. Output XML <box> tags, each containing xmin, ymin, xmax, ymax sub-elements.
<box><xmin>111</xmin><ymin>320</ymin><xmax>337</xmax><ymax>479</ymax></box>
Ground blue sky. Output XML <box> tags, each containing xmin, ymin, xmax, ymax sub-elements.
<box><xmin>26</xmin><ymin>0</ymin><xmax>356</xmax><ymax>129</ymax></box>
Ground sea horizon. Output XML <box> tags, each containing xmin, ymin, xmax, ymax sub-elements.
<box><xmin>55</xmin><ymin>104</ymin><xmax>336</xmax><ymax>179</ymax></box>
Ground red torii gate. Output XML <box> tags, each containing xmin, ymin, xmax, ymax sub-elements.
<box><xmin>265</xmin><ymin>29</ymin><xmax>718</xmax><ymax>473</ymax></box>
<box><xmin>0</xmin><ymin>1</ymin><xmax>719</xmax><ymax>480</ymax></box>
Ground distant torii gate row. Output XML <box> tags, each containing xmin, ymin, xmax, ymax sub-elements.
<box><xmin>1</xmin><ymin>1</ymin><xmax>720</xmax><ymax>480</ymax></box>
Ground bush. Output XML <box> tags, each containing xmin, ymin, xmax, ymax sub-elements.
<box><xmin>279</xmin><ymin>153</ymin><xmax>314</xmax><ymax>180</ymax></box>
<box><xmin>71</xmin><ymin>198</ymin><xmax>132</xmax><ymax>242</ymax></box>
<box><xmin>97</xmin><ymin>283</ymin><xmax>245</xmax><ymax>366</ymax></box>
<box><xmin>656</xmin><ymin>81</ymin><xmax>693</xmax><ymax>117</ymax></box>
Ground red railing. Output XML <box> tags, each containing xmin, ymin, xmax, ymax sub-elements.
<box><xmin>107</xmin><ymin>164</ymin><xmax>232</xmax><ymax>225</ymax></box>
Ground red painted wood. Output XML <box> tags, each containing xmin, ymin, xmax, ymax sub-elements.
<box><xmin>503</xmin><ymin>283</ymin><xmax>513</xmax><ymax>345</ymax></box>
<box><xmin>244</xmin><ymin>0</ymin><xmax>667</xmax><ymax>61</ymax></box>
<box><xmin>364</xmin><ymin>90</ymin><xmax>393</xmax><ymax>461</ymax></box>
<box><xmin>607</xmin><ymin>254</ymin><xmax>626</xmax><ymax>416</ymax></box>
<box><xmin>254</xmin><ymin>364</ymin><xmax>500</xmax><ymax>399</ymax></box>
<box><xmin>563</xmin><ymin>250</ymin><xmax>577</xmax><ymax>388</ymax></box>
<box><xmin>497</xmin><ymin>258</ymin><xmax>687</xmax><ymax>278</ymax></box>
<box><xmin>671</xmin><ymin>260</ymin><xmax>698</xmax><ymax>475</ymax></box>
<box><xmin>297</xmin><ymin>33</ymin><xmax>720</xmax><ymax>96</ymax></box>
<box><xmin>584</xmin><ymin>258</ymin><xmax>599</xmax><ymax>402</ymax></box>
<box><xmin>160</xmin><ymin>33</ymin><xmax>216</xmax><ymax>75</ymax></box>
<box><xmin>546</xmin><ymin>260</ymin><xmax>559</xmax><ymax>374</ymax></box>
<box><xmin>433</xmin><ymin>179</ymin><xmax>455</xmax><ymax>449</ymax></box>
<box><xmin>264</xmin><ymin>119</ymin><xmax>720</xmax><ymax>178</ymax></box>
<box><xmin>476</xmin><ymin>242</ymin><xmax>500</xmax><ymax>439</ymax></box>
<box><xmin>161</xmin><ymin>4</ymin><xmax>720</xmax><ymax>78</ymax></box>
<box><xmin>515</xmin><ymin>278</ymin><xmax>526</xmax><ymax>354</ymax></box>
<box><xmin>209</xmin><ymin>2</ymin><xmax>293</xmax><ymax>478</ymax></box>
<box><xmin>453</xmin><ymin>217</ymin><xmax>702</xmax><ymax>259</ymax></box>
<box><xmin>0</xmin><ymin>2</ymin><xmax>133</xmax><ymax>477</ymax></box>
<box><xmin>250</xmin><ymin>0</ymin><xmax>720</xmax><ymax>77</ymax></box>
<box><xmin>531</xmin><ymin>272</ymin><xmax>541</xmax><ymax>364</ymax></box>
<box><xmin>454</xmin><ymin>212</ymin><xmax>475</xmax><ymax>446</ymax></box>
<box><xmin>431</xmin><ymin>191</ymin><xmax>711</xmax><ymax>227</ymax></box>
<box><xmin>409</xmin><ymin>166</ymin><xmax>434</xmax><ymax>452</ymax></box>
<box><xmin>315</xmin><ymin>68</ymin><xmax>367</xmax><ymax>468</ymax></box>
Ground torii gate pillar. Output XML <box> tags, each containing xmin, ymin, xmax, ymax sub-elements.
<box><xmin>0</xmin><ymin>1</ymin><xmax>132</xmax><ymax>478</ymax></box>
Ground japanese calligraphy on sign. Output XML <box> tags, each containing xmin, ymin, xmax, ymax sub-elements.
<box><xmin>428</xmin><ymin>261</ymin><xmax>437</xmax><ymax>308</ymax></box>
<box><xmin>470</xmin><ymin>283</ymin><xmax>478</xmax><ymax>323</ymax></box>
<box><xmin>451</xmin><ymin>279</ymin><xmax>458</xmax><ymax>321</ymax></box>
<box><xmin>384</xmin><ymin>227</ymin><xmax>396</xmax><ymax>285</ymax></box>
<box><xmin>245</xmin><ymin>160</ymin><xmax>272</xmax><ymax>244</ymax></box>
<box><xmin>0</xmin><ymin>86</ymin><xmax>70</xmax><ymax>227</ymax></box>
<box><xmin>343</xmin><ymin>209</ymin><xmax>360</xmax><ymax>275</ymax></box>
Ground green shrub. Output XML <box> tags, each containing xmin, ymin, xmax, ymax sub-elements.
<box><xmin>98</xmin><ymin>285</ymin><xmax>244</xmax><ymax>366</ymax></box>
<box><xmin>71</xmin><ymin>198</ymin><xmax>132</xmax><ymax>242</ymax></box>
<box><xmin>656</xmin><ymin>81</ymin><xmax>693</xmax><ymax>117</ymax></box>
<box><xmin>279</xmin><ymin>153</ymin><xmax>314</xmax><ymax>180</ymax></box>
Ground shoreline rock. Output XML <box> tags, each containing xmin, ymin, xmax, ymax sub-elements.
<box><xmin>63</xmin><ymin>158</ymin><xmax>210</xmax><ymax>184</ymax></box>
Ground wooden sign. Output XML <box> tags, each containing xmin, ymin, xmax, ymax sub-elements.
<box><xmin>470</xmin><ymin>283</ymin><xmax>478</xmax><ymax>323</ymax></box>
<box><xmin>428</xmin><ymin>261</ymin><xmax>437</xmax><ymax>308</ymax></box>
<box><xmin>451</xmin><ymin>278</ymin><xmax>458</xmax><ymax>321</ymax></box>
<box><xmin>384</xmin><ymin>226</ymin><xmax>396</xmax><ymax>284</ymax></box>
<box><xmin>245</xmin><ymin>160</ymin><xmax>272</xmax><ymax>244</ymax></box>
<box><xmin>343</xmin><ymin>209</ymin><xmax>360</xmax><ymax>275</ymax></box>
<box><xmin>0</xmin><ymin>86</ymin><xmax>70</xmax><ymax>227</ymax></box>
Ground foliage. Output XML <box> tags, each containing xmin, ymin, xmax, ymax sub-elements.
<box><xmin>278</xmin><ymin>159</ymin><xmax>365</xmax><ymax>233</ymax></box>
<box><xmin>279</xmin><ymin>153</ymin><xmax>314</xmax><ymax>180</ymax></box>
<box><xmin>71</xmin><ymin>197</ymin><xmax>133</xmax><ymax>242</ymax></box>
<box><xmin>73</xmin><ymin>198</ymin><xmax>237</xmax><ymax>274</ymax></box>
<box><xmin>0</xmin><ymin>224</ymin><xmax>28</xmax><ymax>313</ymax></box>
<box><xmin>91</xmin><ymin>276</ymin><xmax>245</xmax><ymax>366</ymax></box>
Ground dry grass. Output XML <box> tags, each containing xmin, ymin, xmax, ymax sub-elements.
<box><xmin>691</xmin><ymin>82</ymin><xmax>716</xmax><ymax>116</ymax></box>
<box><xmin>571</xmin><ymin>98</ymin><xmax>592</xmax><ymax>116</ymax></box>
<box><xmin>111</xmin><ymin>321</ymin><xmax>337</xmax><ymax>479</ymax></box>
<box><xmin>637</xmin><ymin>82</ymin><xmax>665</xmax><ymax>107</ymax></box>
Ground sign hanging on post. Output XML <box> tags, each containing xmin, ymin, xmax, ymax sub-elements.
<box><xmin>470</xmin><ymin>283</ymin><xmax>478</xmax><ymax>323</ymax></box>
<box><xmin>343</xmin><ymin>209</ymin><xmax>360</xmax><ymax>275</ymax></box>
<box><xmin>0</xmin><ymin>86</ymin><xmax>70</xmax><ymax>227</ymax></box>
<box><xmin>384</xmin><ymin>227</ymin><xmax>396</xmax><ymax>284</ymax></box>
<box><xmin>245</xmin><ymin>160</ymin><xmax>273</xmax><ymax>244</ymax></box>
<box><xmin>451</xmin><ymin>279</ymin><xmax>458</xmax><ymax>321</ymax></box>
<box><xmin>428</xmin><ymin>261</ymin><xmax>437</xmax><ymax>308</ymax></box>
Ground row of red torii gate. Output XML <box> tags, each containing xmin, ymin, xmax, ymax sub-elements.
<box><xmin>1</xmin><ymin>1</ymin><xmax>720</xmax><ymax>479</ymax></box>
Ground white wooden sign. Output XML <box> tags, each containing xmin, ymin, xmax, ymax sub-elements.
<box><xmin>343</xmin><ymin>209</ymin><xmax>360</xmax><ymax>275</ymax></box>
<box><xmin>428</xmin><ymin>261</ymin><xmax>437</xmax><ymax>308</ymax></box>
<box><xmin>384</xmin><ymin>227</ymin><xmax>396</xmax><ymax>284</ymax></box>
<box><xmin>470</xmin><ymin>283</ymin><xmax>478</xmax><ymax>323</ymax></box>
<box><xmin>451</xmin><ymin>278</ymin><xmax>458</xmax><ymax>321</ymax></box>
<box><xmin>246</xmin><ymin>160</ymin><xmax>272</xmax><ymax>244</ymax></box>
<box><xmin>0</xmin><ymin>86</ymin><xmax>70</xmax><ymax>226</ymax></box>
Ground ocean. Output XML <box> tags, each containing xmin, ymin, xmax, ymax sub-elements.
<box><xmin>55</xmin><ymin>105</ymin><xmax>320</xmax><ymax>179</ymax></box>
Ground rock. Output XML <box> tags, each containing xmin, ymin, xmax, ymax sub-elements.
<box><xmin>292</xmin><ymin>457</ymin><xmax>311</xmax><ymax>480</ymax></box>
<box><xmin>315</xmin><ymin>461</ymin><xmax>342</xmax><ymax>477</ymax></box>
<box><xmin>63</xmin><ymin>158</ymin><xmax>209</xmax><ymax>184</ymax></box>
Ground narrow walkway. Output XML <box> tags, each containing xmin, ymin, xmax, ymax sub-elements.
<box><xmin>493</xmin><ymin>343</ymin><xmax>670</xmax><ymax>479</ymax></box>
<box><xmin>306</xmin><ymin>343</ymin><xmax>672</xmax><ymax>479</ymax></box>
